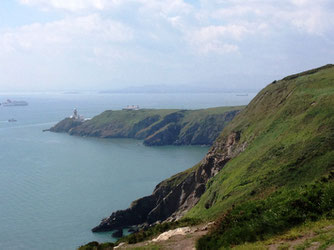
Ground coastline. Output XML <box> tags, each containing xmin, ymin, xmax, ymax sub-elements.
<box><xmin>48</xmin><ymin>106</ymin><xmax>243</xmax><ymax>147</ymax></box>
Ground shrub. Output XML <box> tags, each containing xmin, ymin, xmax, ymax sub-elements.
<box><xmin>197</xmin><ymin>178</ymin><xmax>334</xmax><ymax>249</ymax></box>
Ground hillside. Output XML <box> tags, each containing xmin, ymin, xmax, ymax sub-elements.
<box><xmin>87</xmin><ymin>64</ymin><xmax>334</xmax><ymax>249</ymax></box>
<box><xmin>49</xmin><ymin>106</ymin><xmax>241</xmax><ymax>146</ymax></box>
<box><xmin>186</xmin><ymin>64</ymin><xmax>334</xmax><ymax>221</ymax></box>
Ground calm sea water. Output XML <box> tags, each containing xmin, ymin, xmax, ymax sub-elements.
<box><xmin>0</xmin><ymin>92</ymin><xmax>256</xmax><ymax>250</ymax></box>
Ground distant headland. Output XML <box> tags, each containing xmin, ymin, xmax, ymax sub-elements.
<box><xmin>47</xmin><ymin>106</ymin><xmax>243</xmax><ymax>146</ymax></box>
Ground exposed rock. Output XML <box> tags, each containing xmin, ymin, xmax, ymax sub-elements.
<box><xmin>114</xmin><ymin>242</ymin><xmax>125</xmax><ymax>249</ymax></box>
<box><xmin>92</xmin><ymin>131</ymin><xmax>247</xmax><ymax>232</ymax></box>
<box><xmin>151</xmin><ymin>227</ymin><xmax>191</xmax><ymax>242</ymax></box>
<box><xmin>49</xmin><ymin>117</ymin><xmax>83</xmax><ymax>133</ymax></box>
<box><xmin>143</xmin><ymin>123</ymin><xmax>182</xmax><ymax>146</ymax></box>
<box><xmin>128</xmin><ymin>115</ymin><xmax>160</xmax><ymax>138</ymax></box>
<box><xmin>128</xmin><ymin>227</ymin><xmax>138</xmax><ymax>233</ymax></box>
<box><xmin>112</xmin><ymin>229</ymin><xmax>123</xmax><ymax>238</ymax></box>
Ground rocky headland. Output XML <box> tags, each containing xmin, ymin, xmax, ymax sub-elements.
<box><xmin>49</xmin><ymin>106</ymin><xmax>242</xmax><ymax>146</ymax></box>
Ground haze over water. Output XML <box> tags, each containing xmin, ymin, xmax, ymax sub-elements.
<box><xmin>0</xmin><ymin>92</ymin><xmax>255</xmax><ymax>250</ymax></box>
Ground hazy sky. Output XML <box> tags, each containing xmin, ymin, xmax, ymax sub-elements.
<box><xmin>0</xmin><ymin>0</ymin><xmax>333</xmax><ymax>92</ymax></box>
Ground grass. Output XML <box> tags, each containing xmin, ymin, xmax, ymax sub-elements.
<box><xmin>184</xmin><ymin>65</ymin><xmax>334</xmax><ymax>248</ymax></box>
<box><xmin>86</xmin><ymin>109</ymin><xmax>178</xmax><ymax>129</ymax></box>
<box><xmin>296</xmin><ymin>230</ymin><xmax>334</xmax><ymax>250</ymax></box>
<box><xmin>233</xmin><ymin>218</ymin><xmax>334</xmax><ymax>250</ymax></box>
<box><xmin>83</xmin><ymin>107</ymin><xmax>242</xmax><ymax>131</ymax></box>
<box><xmin>196</xmin><ymin>177</ymin><xmax>334</xmax><ymax>249</ymax></box>
<box><xmin>156</xmin><ymin>162</ymin><xmax>202</xmax><ymax>190</ymax></box>
<box><xmin>186</xmin><ymin>65</ymin><xmax>334</xmax><ymax>221</ymax></box>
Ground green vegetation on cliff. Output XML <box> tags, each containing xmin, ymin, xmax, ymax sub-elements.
<box><xmin>233</xmin><ymin>217</ymin><xmax>334</xmax><ymax>250</ymax></box>
<box><xmin>188</xmin><ymin>64</ymin><xmax>334</xmax><ymax>248</ymax></box>
<box><xmin>50</xmin><ymin>106</ymin><xmax>242</xmax><ymax>146</ymax></box>
<box><xmin>186</xmin><ymin>64</ymin><xmax>334</xmax><ymax>221</ymax></box>
<box><xmin>197</xmin><ymin>176</ymin><xmax>334</xmax><ymax>249</ymax></box>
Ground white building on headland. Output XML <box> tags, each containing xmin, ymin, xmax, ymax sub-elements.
<box><xmin>123</xmin><ymin>105</ymin><xmax>140</xmax><ymax>110</ymax></box>
<box><xmin>70</xmin><ymin>108</ymin><xmax>85</xmax><ymax>121</ymax></box>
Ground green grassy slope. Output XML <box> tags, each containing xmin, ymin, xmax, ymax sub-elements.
<box><xmin>233</xmin><ymin>217</ymin><xmax>334</xmax><ymax>250</ymax></box>
<box><xmin>65</xmin><ymin>106</ymin><xmax>242</xmax><ymax>146</ymax></box>
<box><xmin>85</xmin><ymin>109</ymin><xmax>177</xmax><ymax>130</ymax></box>
<box><xmin>87</xmin><ymin>106</ymin><xmax>239</xmax><ymax>129</ymax></box>
<box><xmin>186</xmin><ymin>64</ymin><xmax>334</xmax><ymax>221</ymax></box>
<box><xmin>197</xmin><ymin>176</ymin><xmax>334</xmax><ymax>249</ymax></box>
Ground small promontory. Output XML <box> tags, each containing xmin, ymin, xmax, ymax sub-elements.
<box><xmin>49</xmin><ymin>106</ymin><xmax>242</xmax><ymax>146</ymax></box>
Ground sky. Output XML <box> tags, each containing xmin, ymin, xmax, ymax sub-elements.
<box><xmin>0</xmin><ymin>0</ymin><xmax>333</xmax><ymax>92</ymax></box>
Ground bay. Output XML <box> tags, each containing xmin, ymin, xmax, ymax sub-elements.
<box><xmin>0</xmin><ymin>92</ymin><xmax>255</xmax><ymax>250</ymax></box>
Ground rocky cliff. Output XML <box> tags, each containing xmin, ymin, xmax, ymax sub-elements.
<box><xmin>49</xmin><ymin>107</ymin><xmax>241</xmax><ymax>146</ymax></box>
<box><xmin>92</xmin><ymin>130</ymin><xmax>246</xmax><ymax>232</ymax></box>
<box><xmin>48</xmin><ymin>117</ymin><xmax>84</xmax><ymax>133</ymax></box>
<box><xmin>92</xmin><ymin>64</ymin><xmax>334</xmax><ymax>234</ymax></box>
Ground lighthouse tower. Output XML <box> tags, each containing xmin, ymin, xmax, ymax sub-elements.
<box><xmin>70</xmin><ymin>108</ymin><xmax>84</xmax><ymax>121</ymax></box>
<box><xmin>70</xmin><ymin>108</ymin><xmax>79</xmax><ymax>120</ymax></box>
<box><xmin>73</xmin><ymin>108</ymin><xmax>78</xmax><ymax>119</ymax></box>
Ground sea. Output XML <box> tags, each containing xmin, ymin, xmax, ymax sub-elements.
<box><xmin>0</xmin><ymin>92</ymin><xmax>256</xmax><ymax>250</ymax></box>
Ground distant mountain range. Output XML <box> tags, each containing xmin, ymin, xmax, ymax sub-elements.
<box><xmin>99</xmin><ymin>85</ymin><xmax>258</xmax><ymax>94</ymax></box>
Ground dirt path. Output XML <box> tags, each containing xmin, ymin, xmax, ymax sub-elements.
<box><xmin>115</xmin><ymin>223</ymin><xmax>212</xmax><ymax>250</ymax></box>
<box><xmin>268</xmin><ymin>225</ymin><xmax>334</xmax><ymax>250</ymax></box>
<box><xmin>115</xmin><ymin>222</ymin><xmax>334</xmax><ymax>249</ymax></box>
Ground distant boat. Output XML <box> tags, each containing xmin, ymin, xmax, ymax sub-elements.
<box><xmin>236</xmin><ymin>94</ymin><xmax>248</xmax><ymax>96</ymax></box>
<box><xmin>8</xmin><ymin>118</ymin><xmax>17</xmax><ymax>122</ymax></box>
<box><xmin>1</xmin><ymin>99</ymin><xmax>28</xmax><ymax>107</ymax></box>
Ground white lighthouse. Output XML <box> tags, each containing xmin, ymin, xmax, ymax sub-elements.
<box><xmin>70</xmin><ymin>108</ymin><xmax>84</xmax><ymax>121</ymax></box>
<box><xmin>73</xmin><ymin>108</ymin><xmax>78</xmax><ymax>119</ymax></box>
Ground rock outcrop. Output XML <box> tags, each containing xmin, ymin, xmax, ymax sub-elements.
<box><xmin>92</xmin><ymin>131</ymin><xmax>247</xmax><ymax>232</ymax></box>
<box><xmin>151</xmin><ymin>227</ymin><xmax>191</xmax><ymax>242</ymax></box>
<box><xmin>48</xmin><ymin>118</ymin><xmax>83</xmax><ymax>133</ymax></box>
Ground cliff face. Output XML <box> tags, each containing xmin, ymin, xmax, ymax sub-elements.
<box><xmin>49</xmin><ymin>107</ymin><xmax>241</xmax><ymax>146</ymax></box>
<box><xmin>92</xmin><ymin>64</ymin><xmax>334</xmax><ymax>233</ymax></box>
<box><xmin>92</xmin><ymin>131</ymin><xmax>246</xmax><ymax>232</ymax></box>
<box><xmin>144</xmin><ymin>110</ymin><xmax>238</xmax><ymax>146</ymax></box>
